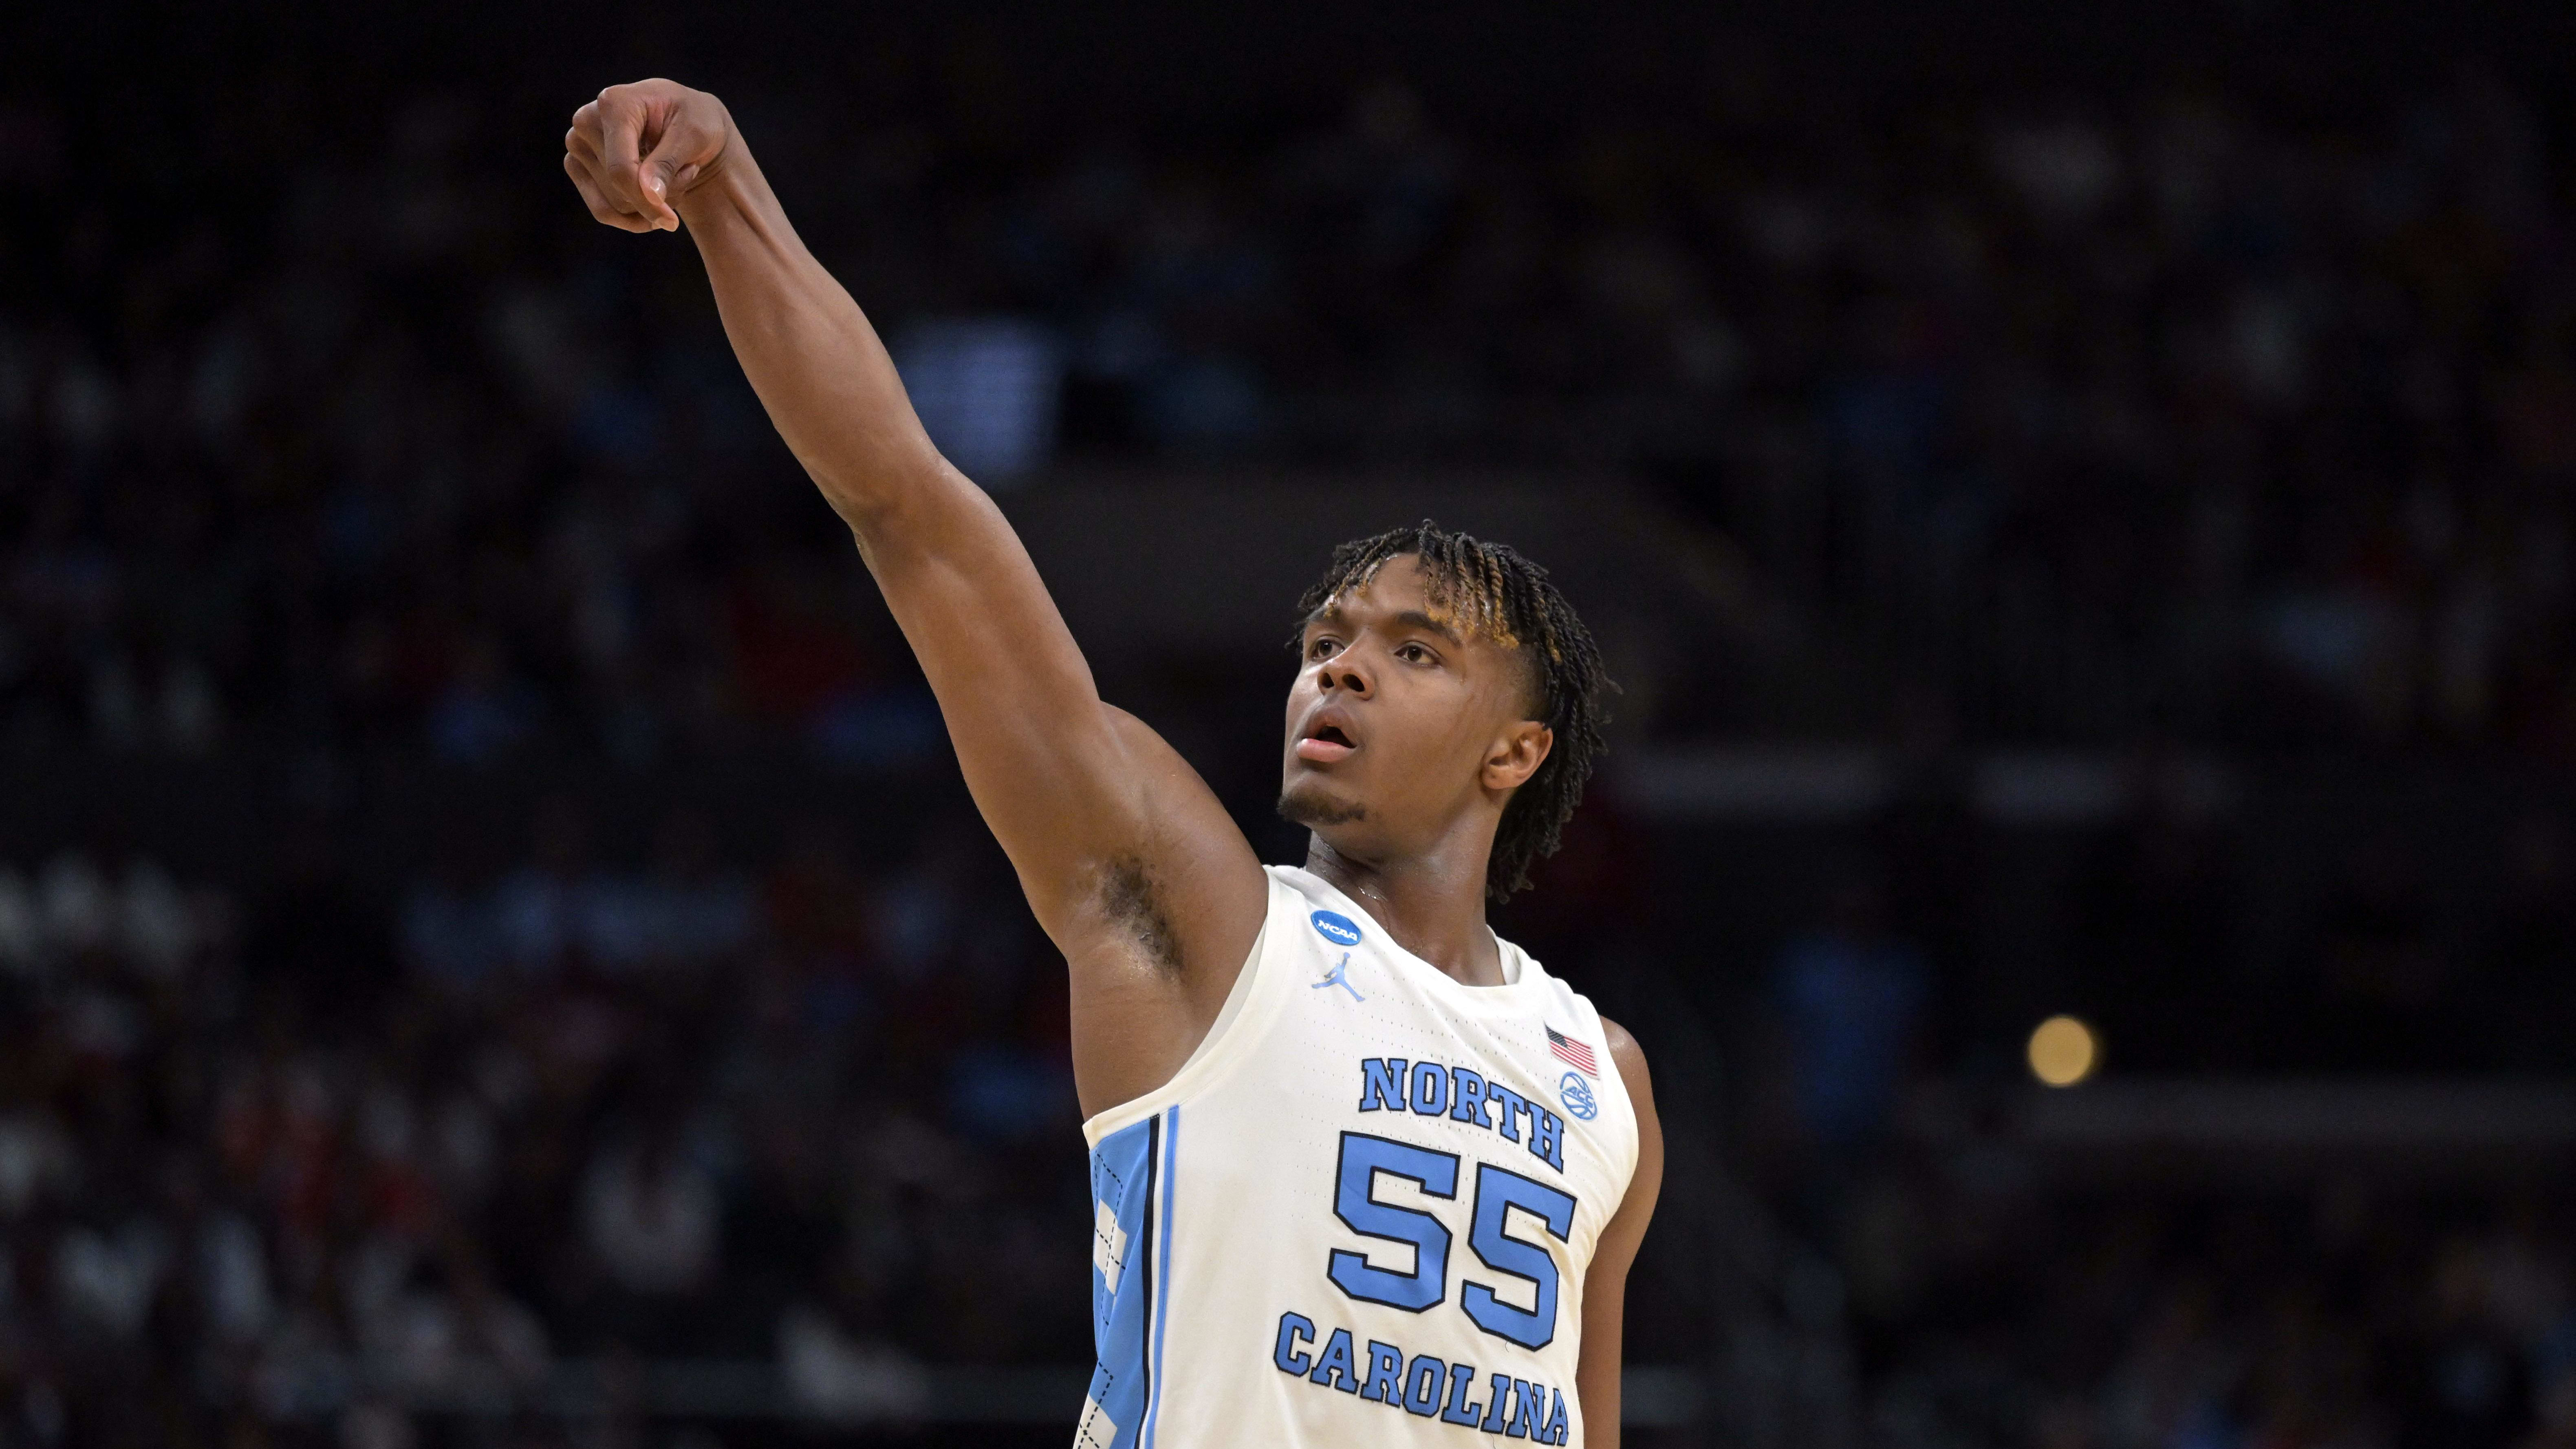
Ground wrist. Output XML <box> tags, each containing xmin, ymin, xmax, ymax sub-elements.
<box><xmin>673</xmin><ymin>144</ymin><xmax>761</xmax><ymax>226</ymax></box>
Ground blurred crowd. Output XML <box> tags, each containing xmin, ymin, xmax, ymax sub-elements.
<box><xmin>1751</xmin><ymin>814</ymin><xmax>2576</xmax><ymax>1449</ymax></box>
<box><xmin>1756</xmin><ymin>790</ymin><xmax>2576</xmax><ymax>1099</ymax></box>
<box><xmin>1735</xmin><ymin>788</ymin><xmax>2576</xmax><ymax>1449</ymax></box>
<box><xmin>0</xmin><ymin>799</ymin><xmax>1090</xmax><ymax>1446</ymax></box>
<box><xmin>9</xmin><ymin>63</ymin><xmax>2576</xmax><ymax>756</ymax></box>
<box><xmin>1832</xmin><ymin>1164</ymin><xmax>2576</xmax><ymax>1449</ymax></box>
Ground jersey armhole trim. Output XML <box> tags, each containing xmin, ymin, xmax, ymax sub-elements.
<box><xmin>1081</xmin><ymin>873</ymin><xmax>1293</xmax><ymax>1145</ymax></box>
<box><xmin>1565</xmin><ymin>989</ymin><xmax>1646</xmax><ymax>1223</ymax></box>
<box><xmin>1170</xmin><ymin>899</ymin><xmax>1263</xmax><ymax>1078</ymax></box>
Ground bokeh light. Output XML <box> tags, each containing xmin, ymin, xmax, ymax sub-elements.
<box><xmin>2027</xmin><ymin>1015</ymin><xmax>2101</xmax><ymax>1087</ymax></box>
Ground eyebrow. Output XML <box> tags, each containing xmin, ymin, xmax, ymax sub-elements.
<box><xmin>1300</xmin><ymin>605</ymin><xmax>1462</xmax><ymax>644</ymax></box>
<box><xmin>1391</xmin><ymin>609</ymin><xmax>1463</xmax><ymax>644</ymax></box>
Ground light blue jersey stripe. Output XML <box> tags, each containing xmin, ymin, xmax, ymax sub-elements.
<box><xmin>1083</xmin><ymin>1115</ymin><xmax>1161</xmax><ymax>1448</ymax></box>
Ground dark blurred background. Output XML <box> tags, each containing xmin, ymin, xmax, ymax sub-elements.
<box><xmin>9</xmin><ymin>1</ymin><xmax>2576</xmax><ymax>1445</ymax></box>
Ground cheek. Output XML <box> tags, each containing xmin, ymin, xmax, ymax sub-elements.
<box><xmin>1385</xmin><ymin>697</ymin><xmax>1490</xmax><ymax>781</ymax></box>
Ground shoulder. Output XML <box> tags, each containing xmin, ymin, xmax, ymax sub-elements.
<box><xmin>1263</xmin><ymin>862</ymin><xmax>1325</xmax><ymax>902</ymax></box>
<box><xmin>1595</xmin><ymin>1016</ymin><xmax>1663</xmax><ymax>1231</ymax></box>
<box><xmin>1597</xmin><ymin>1015</ymin><xmax>1656</xmax><ymax>1120</ymax></box>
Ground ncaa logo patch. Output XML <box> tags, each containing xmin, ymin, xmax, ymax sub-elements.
<box><xmin>1309</xmin><ymin>910</ymin><xmax>1364</xmax><ymax>948</ymax></box>
<box><xmin>1559</xmin><ymin>1072</ymin><xmax>1598</xmax><ymax>1121</ymax></box>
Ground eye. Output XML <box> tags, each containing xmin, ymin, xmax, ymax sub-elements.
<box><xmin>1307</xmin><ymin>636</ymin><xmax>1340</xmax><ymax>661</ymax></box>
<box><xmin>1397</xmin><ymin>642</ymin><xmax>1432</xmax><ymax>664</ymax></box>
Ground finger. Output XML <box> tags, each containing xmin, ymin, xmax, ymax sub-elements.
<box><xmin>568</xmin><ymin>114</ymin><xmax>666</xmax><ymax>234</ymax></box>
<box><xmin>569</xmin><ymin>102</ymin><xmax>610</xmax><ymax>170</ymax></box>
<box><xmin>566</xmin><ymin>154</ymin><xmax>648</xmax><ymax>231</ymax></box>
<box><xmin>566</xmin><ymin>128</ymin><xmax>650</xmax><ymax>223</ymax></box>
<box><xmin>563</xmin><ymin>140</ymin><xmax>615</xmax><ymax>200</ymax></box>
<box><xmin>595</xmin><ymin>86</ymin><xmax>650</xmax><ymax>214</ymax></box>
<box><xmin>565</xmin><ymin>153</ymin><xmax>653</xmax><ymax>232</ymax></box>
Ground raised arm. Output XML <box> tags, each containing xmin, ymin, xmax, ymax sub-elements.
<box><xmin>562</xmin><ymin>80</ymin><xmax>1265</xmax><ymax>1114</ymax></box>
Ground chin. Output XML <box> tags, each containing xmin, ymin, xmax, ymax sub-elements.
<box><xmin>1277</xmin><ymin>779</ymin><xmax>1367</xmax><ymax>829</ymax></box>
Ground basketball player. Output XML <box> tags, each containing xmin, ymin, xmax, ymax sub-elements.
<box><xmin>563</xmin><ymin>79</ymin><xmax>1663</xmax><ymax>1447</ymax></box>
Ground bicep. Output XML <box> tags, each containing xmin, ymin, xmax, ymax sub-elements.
<box><xmin>1578</xmin><ymin>1019</ymin><xmax>1665</xmax><ymax>1449</ymax></box>
<box><xmin>854</xmin><ymin>472</ymin><xmax>1130</xmax><ymax>893</ymax></box>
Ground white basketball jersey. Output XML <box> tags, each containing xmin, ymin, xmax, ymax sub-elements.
<box><xmin>1075</xmin><ymin>866</ymin><xmax>1641</xmax><ymax>1449</ymax></box>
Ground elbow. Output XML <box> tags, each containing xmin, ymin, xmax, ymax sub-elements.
<box><xmin>820</xmin><ymin>485</ymin><xmax>890</xmax><ymax>542</ymax></box>
<box><xmin>808</xmin><ymin>446</ymin><xmax>969</xmax><ymax>544</ymax></box>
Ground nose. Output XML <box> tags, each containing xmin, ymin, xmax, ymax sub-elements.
<box><xmin>1318</xmin><ymin>658</ymin><xmax>1372</xmax><ymax>698</ymax></box>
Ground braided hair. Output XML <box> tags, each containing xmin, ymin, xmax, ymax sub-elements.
<box><xmin>1293</xmin><ymin>521</ymin><xmax>1612</xmax><ymax>903</ymax></box>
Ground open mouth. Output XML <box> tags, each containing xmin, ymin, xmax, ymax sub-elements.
<box><xmin>1295</xmin><ymin>720</ymin><xmax>1357</xmax><ymax>763</ymax></box>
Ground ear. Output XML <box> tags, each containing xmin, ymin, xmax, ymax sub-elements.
<box><xmin>1482</xmin><ymin>721</ymin><xmax>1554</xmax><ymax>794</ymax></box>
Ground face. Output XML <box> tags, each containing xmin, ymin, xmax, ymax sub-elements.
<box><xmin>1280</xmin><ymin>555</ymin><xmax>1554</xmax><ymax>864</ymax></box>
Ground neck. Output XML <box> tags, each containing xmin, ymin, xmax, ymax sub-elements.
<box><xmin>1301</xmin><ymin>834</ymin><xmax>1505</xmax><ymax>986</ymax></box>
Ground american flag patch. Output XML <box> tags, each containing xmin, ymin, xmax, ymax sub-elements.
<box><xmin>1547</xmin><ymin>1026</ymin><xmax>1598</xmax><ymax>1077</ymax></box>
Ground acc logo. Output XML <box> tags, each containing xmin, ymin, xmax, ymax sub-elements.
<box><xmin>1558</xmin><ymin>1072</ymin><xmax>1598</xmax><ymax>1121</ymax></box>
<box><xmin>1309</xmin><ymin>911</ymin><xmax>1364</xmax><ymax>948</ymax></box>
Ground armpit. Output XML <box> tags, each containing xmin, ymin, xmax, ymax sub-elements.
<box><xmin>1097</xmin><ymin>854</ymin><xmax>1185</xmax><ymax>977</ymax></box>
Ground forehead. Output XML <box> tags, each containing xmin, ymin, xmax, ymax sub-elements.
<box><xmin>1305</xmin><ymin>556</ymin><xmax>1441</xmax><ymax>632</ymax></box>
<box><xmin>1321</xmin><ymin>554</ymin><xmax>1435</xmax><ymax>611</ymax></box>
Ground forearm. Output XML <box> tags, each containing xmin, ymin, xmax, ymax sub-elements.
<box><xmin>661</xmin><ymin>134</ymin><xmax>1144</xmax><ymax>897</ymax></box>
<box><xmin>672</xmin><ymin>151</ymin><xmax>944</xmax><ymax>531</ymax></box>
<box><xmin>562</xmin><ymin>81</ymin><xmax>1245</xmax><ymax>946</ymax></box>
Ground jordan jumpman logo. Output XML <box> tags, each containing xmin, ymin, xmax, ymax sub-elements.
<box><xmin>1311</xmin><ymin>951</ymin><xmax>1364</xmax><ymax>1002</ymax></box>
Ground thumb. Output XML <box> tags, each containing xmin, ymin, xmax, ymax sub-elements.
<box><xmin>638</xmin><ymin>130</ymin><xmax>692</xmax><ymax>231</ymax></box>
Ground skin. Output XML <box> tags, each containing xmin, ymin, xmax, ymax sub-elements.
<box><xmin>562</xmin><ymin>79</ymin><xmax>1662</xmax><ymax>1443</ymax></box>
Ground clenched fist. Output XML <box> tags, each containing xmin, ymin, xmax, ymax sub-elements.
<box><xmin>563</xmin><ymin>79</ymin><xmax>736</xmax><ymax>232</ymax></box>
